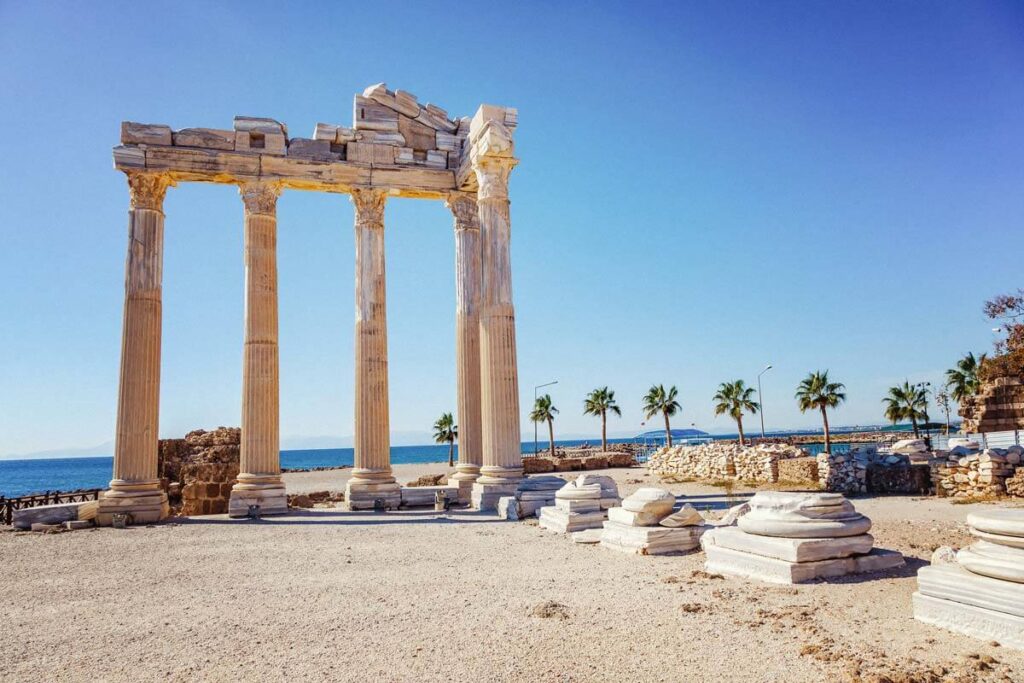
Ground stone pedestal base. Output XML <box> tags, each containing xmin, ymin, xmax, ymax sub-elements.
<box><xmin>707</xmin><ymin>526</ymin><xmax>875</xmax><ymax>563</ymax></box>
<box><xmin>346</xmin><ymin>480</ymin><xmax>402</xmax><ymax>511</ymax></box>
<box><xmin>447</xmin><ymin>477</ymin><xmax>476</xmax><ymax>504</ymax></box>
<box><xmin>471</xmin><ymin>482</ymin><xmax>519</xmax><ymax>511</ymax></box>
<box><xmin>703</xmin><ymin>543</ymin><xmax>904</xmax><ymax>584</ymax></box>
<box><xmin>913</xmin><ymin>592</ymin><xmax>1024</xmax><ymax>650</ymax></box>
<box><xmin>400</xmin><ymin>485</ymin><xmax>459</xmax><ymax>508</ymax></box>
<box><xmin>600</xmin><ymin>521</ymin><xmax>705</xmax><ymax>555</ymax></box>
<box><xmin>96</xmin><ymin>481</ymin><xmax>169</xmax><ymax>526</ymax></box>
<box><xmin>538</xmin><ymin>506</ymin><xmax>606</xmax><ymax>533</ymax></box>
<box><xmin>228</xmin><ymin>487</ymin><xmax>288</xmax><ymax>518</ymax></box>
<box><xmin>912</xmin><ymin>562</ymin><xmax>1024</xmax><ymax>649</ymax></box>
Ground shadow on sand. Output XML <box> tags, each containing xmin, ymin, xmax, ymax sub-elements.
<box><xmin>166</xmin><ymin>507</ymin><xmax>503</xmax><ymax>527</ymax></box>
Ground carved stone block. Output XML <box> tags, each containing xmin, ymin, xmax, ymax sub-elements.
<box><xmin>121</xmin><ymin>122</ymin><xmax>172</xmax><ymax>146</ymax></box>
<box><xmin>172</xmin><ymin>128</ymin><xmax>236</xmax><ymax>150</ymax></box>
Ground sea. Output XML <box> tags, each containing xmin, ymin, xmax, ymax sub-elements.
<box><xmin>0</xmin><ymin>432</ymin><xmax>862</xmax><ymax>498</ymax></box>
<box><xmin>0</xmin><ymin>438</ymin><xmax>630</xmax><ymax>498</ymax></box>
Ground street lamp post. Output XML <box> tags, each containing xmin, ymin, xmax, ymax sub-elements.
<box><xmin>757</xmin><ymin>364</ymin><xmax>773</xmax><ymax>440</ymax></box>
<box><xmin>533</xmin><ymin>380</ymin><xmax>558</xmax><ymax>455</ymax></box>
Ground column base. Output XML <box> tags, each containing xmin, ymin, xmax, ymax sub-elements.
<box><xmin>346</xmin><ymin>475</ymin><xmax>401</xmax><ymax>511</ymax></box>
<box><xmin>448</xmin><ymin>464</ymin><xmax>480</xmax><ymax>503</ymax></box>
<box><xmin>476</xmin><ymin>464</ymin><xmax>524</xmax><ymax>485</ymax></box>
<box><xmin>96</xmin><ymin>480</ymin><xmax>169</xmax><ymax>526</ymax></box>
<box><xmin>228</xmin><ymin>473</ymin><xmax>287</xmax><ymax>518</ymax></box>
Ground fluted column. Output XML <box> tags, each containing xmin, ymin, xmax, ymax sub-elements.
<box><xmin>447</xmin><ymin>192</ymin><xmax>483</xmax><ymax>498</ymax></box>
<box><xmin>98</xmin><ymin>171</ymin><xmax>174</xmax><ymax>525</ymax></box>
<box><xmin>346</xmin><ymin>188</ymin><xmax>401</xmax><ymax>509</ymax></box>
<box><xmin>468</xmin><ymin>109</ymin><xmax>523</xmax><ymax>510</ymax></box>
<box><xmin>229</xmin><ymin>182</ymin><xmax>287</xmax><ymax>517</ymax></box>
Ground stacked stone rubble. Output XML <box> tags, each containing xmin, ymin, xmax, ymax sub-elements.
<box><xmin>701</xmin><ymin>492</ymin><xmax>904</xmax><ymax>584</ymax></box>
<box><xmin>815</xmin><ymin>452</ymin><xmax>866</xmax><ymax>494</ymax></box>
<box><xmin>914</xmin><ymin>509</ymin><xmax>1024</xmax><ymax>650</ymax></box>
<box><xmin>935</xmin><ymin>447</ymin><xmax>1021</xmax><ymax>498</ymax></box>
<box><xmin>647</xmin><ymin>442</ymin><xmax>807</xmax><ymax>484</ymax></box>
<box><xmin>599</xmin><ymin>488</ymin><xmax>706</xmax><ymax>555</ymax></box>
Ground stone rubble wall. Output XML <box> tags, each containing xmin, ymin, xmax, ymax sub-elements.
<box><xmin>646</xmin><ymin>443</ymin><xmax>806</xmax><ymax>484</ymax></box>
<box><xmin>815</xmin><ymin>452</ymin><xmax>866</xmax><ymax>494</ymax></box>
<box><xmin>522</xmin><ymin>451</ymin><xmax>636</xmax><ymax>474</ymax></box>
<box><xmin>933</xmin><ymin>447</ymin><xmax>1022</xmax><ymax>498</ymax></box>
<box><xmin>158</xmin><ymin>427</ymin><xmax>241</xmax><ymax>515</ymax></box>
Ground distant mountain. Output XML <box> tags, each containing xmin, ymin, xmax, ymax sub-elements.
<box><xmin>4</xmin><ymin>441</ymin><xmax>114</xmax><ymax>460</ymax></box>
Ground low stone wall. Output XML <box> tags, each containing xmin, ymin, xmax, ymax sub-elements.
<box><xmin>777</xmin><ymin>456</ymin><xmax>819</xmax><ymax>484</ymax></box>
<box><xmin>647</xmin><ymin>443</ymin><xmax>806</xmax><ymax>484</ymax></box>
<box><xmin>159</xmin><ymin>427</ymin><xmax>241</xmax><ymax>515</ymax></box>
<box><xmin>815</xmin><ymin>452</ymin><xmax>866</xmax><ymax>494</ymax></box>
<box><xmin>934</xmin><ymin>448</ymin><xmax>1022</xmax><ymax>498</ymax></box>
<box><xmin>865</xmin><ymin>463</ymin><xmax>930</xmax><ymax>494</ymax></box>
<box><xmin>522</xmin><ymin>451</ymin><xmax>635</xmax><ymax>474</ymax></box>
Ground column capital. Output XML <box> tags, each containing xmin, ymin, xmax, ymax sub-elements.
<box><xmin>471</xmin><ymin>155</ymin><xmax>517</xmax><ymax>201</ymax></box>
<box><xmin>126</xmin><ymin>172</ymin><xmax>174</xmax><ymax>211</ymax></box>
<box><xmin>350</xmin><ymin>187</ymin><xmax>388</xmax><ymax>228</ymax></box>
<box><xmin>445</xmin><ymin>192</ymin><xmax>480</xmax><ymax>231</ymax></box>
<box><xmin>239</xmin><ymin>181</ymin><xmax>282</xmax><ymax>216</ymax></box>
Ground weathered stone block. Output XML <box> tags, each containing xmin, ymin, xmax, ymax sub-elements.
<box><xmin>121</xmin><ymin>122</ymin><xmax>172</xmax><ymax>146</ymax></box>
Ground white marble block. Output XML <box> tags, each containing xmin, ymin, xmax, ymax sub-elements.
<box><xmin>703</xmin><ymin>543</ymin><xmax>904</xmax><ymax>584</ymax></box>
<box><xmin>600</xmin><ymin>521</ymin><xmax>705</xmax><ymax>555</ymax></box>
<box><xmin>13</xmin><ymin>501</ymin><xmax>97</xmax><ymax>530</ymax></box>
<box><xmin>707</xmin><ymin>526</ymin><xmax>875</xmax><ymax>563</ymax></box>
<box><xmin>538</xmin><ymin>507</ymin><xmax>606</xmax><ymax>534</ymax></box>
<box><xmin>555</xmin><ymin>498</ymin><xmax>600</xmax><ymax>513</ymax></box>
<box><xmin>607</xmin><ymin>506</ymin><xmax>663</xmax><ymax>527</ymax></box>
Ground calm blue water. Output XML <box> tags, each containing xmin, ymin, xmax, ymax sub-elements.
<box><xmin>0</xmin><ymin>438</ymin><xmax>636</xmax><ymax>497</ymax></box>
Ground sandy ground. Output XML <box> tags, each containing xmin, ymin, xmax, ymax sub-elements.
<box><xmin>3</xmin><ymin>464</ymin><xmax>1024</xmax><ymax>683</ymax></box>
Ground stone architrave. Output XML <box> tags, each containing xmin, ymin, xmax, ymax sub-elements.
<box><xmin>469</xmin><ymin>109</ymin><xmax>523</xmax><ymax>510</ymax></box>
<box><xmin>446</xmin><ymin>191</ymin><xmax>482</xmax><ymax>502</ymax></box>
<box><xmin>97</xmin><ymin>172</ymin><xmax>174</xmax><ymax>526</ymax></box>
<box><xmin>229</xmin><ymin>182</ymin><xmax>287</xmax><ymax>517</ymax></box>
<box><xmin>346</xmin><ymin>188</ymin><xmax>401</xmax><ymax>510</ymax></box>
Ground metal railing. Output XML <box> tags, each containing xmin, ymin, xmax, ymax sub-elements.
<box><xmin>931</xmin><ymin>430</ymin><xmax>1021</xmax><ymax>452</ymax></box>
<box><xmin>0</xmin><ymin>489</ymin><xmax>103</xmax><ymax>526</ymax></box>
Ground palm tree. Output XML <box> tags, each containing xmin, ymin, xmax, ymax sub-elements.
<box><xmin>945</xmin><ymin>352</ymin><xmax>984</xmax><ymax>403</ymax></box>
<box><xmin>530</xmin><ymin>394</ymin><xmax>559</xmax><ymax>457</ymax></box>
<box><xmin>713</xmin><ymin>380</ymin><xmax>760</xmax><ymax>446</ymax></box>
<box><xmin>583</xmin><ymin>387</ymin><xmax>622</xmax><ymax>452</ymax></box>
<box><xmin>882</xmin><ymin>381</ymin><xmax>929</xmax><ymax>438</ymax></box>
<box><xmin>795</xmin><ymin>371</ymin><xmax>846</xmax><ymax>454</ymax></box>
<box><xmin>432</xmin><ymin>412</ymin><xmax>457</xmax><ymax>467</ymax></box>
<box><xmin>642</xmin><ymin>384</ymin><xmax>681</xmax><ymax>447</ymax></box>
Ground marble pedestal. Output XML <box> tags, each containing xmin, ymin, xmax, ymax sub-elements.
<box><xmin>703</xmin><ymin>541</ymin><xmax>904</xmax><ymax>584</ymax></box>
<box><xmin>913</xmin><ymin>563</ymin><xmax>1024</xmax><ymax>650</ymax></box>
<box><xmin>600</xmin><ymin>521</ymin><xmax>705</xmax><ymax>555</ymax></box>
<box><xmin>472</xmin><ymin>482</ymin><xmax>519</xmax><ymax>512</ymax></box>
<box><xmin>538</xmin><ymin>507</ymin><xmax>606</xmax><ymax>533</ymax></box>
<box><xmin>96</xmin><ymin>483</ymin><xmax>169</xmax><ymax>526</ymax></box>
<box><xmin>346</xmin><ymin>481</ymin><xmax>402</xmax><ymax>511</ymax></box>
<box><xmin>228</xmin><ymin>486</ymin><xmax>288</xmax><ymax>518</ymax></box>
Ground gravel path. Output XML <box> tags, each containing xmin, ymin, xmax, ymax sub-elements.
<box><xmin>2</xmin><ymin>465</ymin><xmax>1022</xmax><ymax>682</ymax></box>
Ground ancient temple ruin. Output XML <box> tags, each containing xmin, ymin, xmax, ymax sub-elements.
<box><xmin>96</xmin><ymin>85</ymin><xmax>522</xmax><ymax>524</ymax></box>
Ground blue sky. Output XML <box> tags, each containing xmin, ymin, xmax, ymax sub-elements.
<box><xmin>1</xmin><ymin>2</ymin><xmax>1022</xmax><ymax>456</ymax></box>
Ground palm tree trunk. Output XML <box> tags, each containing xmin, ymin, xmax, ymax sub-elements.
<box><xmin>737</xmin><ymin>416</ymin><xmax>745</xmax><ymax>447</ymax></box>
<box><xmin>821</xmin><ymin>405</ymin><xmax>832</xmax><ymax>454</ymax></box>
<box><xmin>601</xmin><ymin>412</ymin><xmax>607</xmax><ymax>452</ymax></box>
<box><xmin>663</xmin><ymin>411</ymin><xmax>672</xmax><ymax>447</ymax></box>
<box><xmin>911</xmin><ymin>413</ymin><xmax>919</xmax><ymax>438</ymax></box>
<box><xmin>548</xmin><ymin>418</ymin><xmax>555</xmax><ymax>458</ymax></box>
<box><xmin>448</xmin><ymin>440</ymin><xmax>454</xmax><ymax>467</ymax></box>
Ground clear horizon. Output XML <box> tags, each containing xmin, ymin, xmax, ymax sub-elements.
<box><xmin>2</xmin><ymin>2</ymin><xmax>1021</xmax><ymax>456</ymax></box>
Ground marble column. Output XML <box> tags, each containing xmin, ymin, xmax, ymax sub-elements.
<box><xmin>447</xmin><ymin>192</ymin><xmax>483</xmax><ymax>502</ymax></box>
<box><xmin>468</xmin><ymin>112</ymin><xmax>523</xmax><ymax>510</ymax></box>
<box><xmin>346</xmin><ymin>188</ymin><xmax>401</xmax><ymax>510</ymax></box>
<box><xmin>229</xmin><ymin>182</ymin><xmax>287</xmax><ymax>517</ymax></box>
<box><xmin>97</xmin><ymin>172</ymin><xmax>174</xmax><ymax>525</ymax></box>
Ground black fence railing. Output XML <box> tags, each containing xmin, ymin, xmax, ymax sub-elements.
<box><xmin>0</xmin><ymin>489</ymin><xmax>103</xmax><ymax>526</ymax></box>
